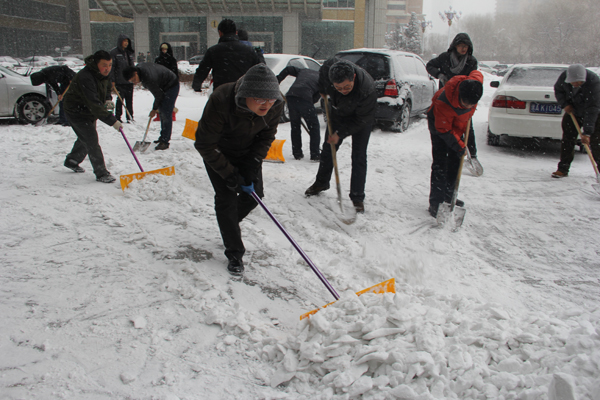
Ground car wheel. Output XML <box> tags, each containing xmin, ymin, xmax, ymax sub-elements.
<box><xmin>390</xmin><ymin>101</ymin><xmax>411</xmax><ymax>132</ymax></box>
<box><xmin>487</xmin><ymin>128</ymin><xmax>501</xmax><ymax>146</ymax></box>
<box><xmin>16</xmin><ymin>95</ymin><xmax>50</xmax><ymax>124</ymax></box>
<box><xmin>280</xmin><ymin>101</ymin><xmax>290</xmax><ymax>123</ymax></box>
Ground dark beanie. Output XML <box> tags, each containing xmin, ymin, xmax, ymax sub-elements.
<box><xmin>458</xmin><ymin>79</ymin><xmax>483</xmax><ymax>105</ymax></box>
<box><xmin>30</xmin><ymin>71</ymin><xmax>45</xmax><ymax>86</ymax></box>
<box><xmin>235</xmin><ymin>64</ymin><xmax>283</xmax><ymax>103</ymax></box>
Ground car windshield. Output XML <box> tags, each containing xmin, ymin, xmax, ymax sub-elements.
<box><xmin>264</xmin><ymin>57</ymin><xmax>283</xmax><ymax>71</ymax></box>
<box><xmin>506</xmin><ymin>67</ymin><xmax>567</xmax><ymax>87</ymax></box>
<box><xmin>337</xmin><ymin>53</ymin><xmax>390</xmax><ymax>81</ymax></box>
<box><xmin>0</xmin><ymin>66</ymin><xmax>24</xmax><ymax>77</ymax></box>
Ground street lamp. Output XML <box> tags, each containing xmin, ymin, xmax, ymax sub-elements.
<box><xmin>420</xmin><ymin>19</ymin><xmax>432</xmax><ymax>56</ymax></box>
<box><xmin>439</xmin><ymin>6</ymin><xmax>461</xmax><ymax>47</ymax></box>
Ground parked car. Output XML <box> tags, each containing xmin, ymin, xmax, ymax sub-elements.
<box><xmin>264</xmin><ymin>53</ymin><xmax>322</xmax><ymax>122</ymax></box>
<box><xmin>188</xmin><ymin>55</ymin><xmax>204</xmax><ymax>65</ymax></box>
<box><xmin>0</xmin><ymin>56</ymin><xmax>22</xmax><ymax>68</ymax></box>
<box><xmin>54</xmin><ymin>57</ymin><xmax>84</xmax><ymax>67</ymax></box>
<box><xmin>20</xmin><ymin>56</ymin><xmax>58</xmax><ymax>67</ymax></box>
<box><xmin>0</xmin><ymin>66</ymin><xmax>53</xmax><ymax>124</ymax></box>
<box><xmin>487</xmin><ymin>63</ymin><xmax>569</xmax><ymax>146</ymax></box>
<box><xmin>335</xmin><ymin>48</ymin><xmax>437</xmax><ymax>132</ymax></box>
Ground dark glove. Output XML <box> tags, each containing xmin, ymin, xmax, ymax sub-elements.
<box><xmin>225</xmin><ymin>169</ymin><xmax>247</xmax><ymax>193</ymax></box>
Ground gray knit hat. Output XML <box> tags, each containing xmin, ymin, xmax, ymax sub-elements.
<box><xmin>235</xmin><ymin>64</ymin><xmax>283</xmax><ymax>103</ymax></box>
<box><xmin>565</xmin><ymin>64</ymin><xmax>587</xmax><ymax>83</ymax></box>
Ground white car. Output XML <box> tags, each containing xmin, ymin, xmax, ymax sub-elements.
<box><xmin>54</xmin><ymin>57</ymin><xmax>84</xmax><ymax>67</ymax></box>
<box><xmin>263</xmin><ymin>54</ymin><xmax>322</xmax><ymax>121</ymax></box>
<box><xmin>487</xmin><ymin>63</ymin><xmax>569</xmax><ymax>146</ymax></box>
<box><xmin>0</xmin><ymin>66</ymin><xmax>53</xmax><ymax>124</ymax></box>
<box><xmin>0</xmin><ymin>56</ymin><xmax>22</xmax><ymax>68</ymax></box>
<box><xmin>20</xmin><ymin>56</ymin><xmax>58</xmax><ymax>67</ymax></box>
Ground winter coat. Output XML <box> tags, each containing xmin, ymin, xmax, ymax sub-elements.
<box><xmin>554</xmin><ymin>69</ymin><xmax>600</xmax><ymax>134</ymax></box>
<box><xmin>30</xmin><ymin>65</ymin><xmax>75</xmax><ymax>94</ymax></box>
<box><xmin>427</xmin><ymin>70</ymin><xmax>484</xmax><ymax>153</ymax></box>
<box><xmin>63</xmin><ymin>55</ymin><xmax>117</xmax><ymax>126</ymax></box>
<box><xmin>194</xmin><ymin>81</ymin><xmax>284</xmax><ymax>180</ymax></box>
<box><xmin>277</xmin><ymin>66</ymin><xmax>320</xmax><ymax>104</ymax></box>
<box><xmin>110</xmin><ymin>34</ymin><xmax>135</xmax><ymax>85</ymax></box>
<box><xmin>319</xmin><ymin>59</ymin><xmax>377</xmax><ymax>139</ymax></box>
<box><xmin>135</xmin><ymin>63</ymin><xmax>179</xmax><ymax>111</ymax></box>
<box><xmin>154</xmin><ymin>43</ymin><xmax>178</xmax><ymax>76</ymax></box>
<box><xmin>192</xmin><ymin>34</ymin><xmax>261</xmax><ymax>91</ymax></box>
<box><xmin>426</xmin><ymin>33</ymin><xmax>478</xmax><ymax>88</ymax></box>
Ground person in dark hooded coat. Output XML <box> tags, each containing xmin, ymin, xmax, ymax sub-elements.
<box><xmin>427</xmin><ymin>33</ymin><xmax>481</xmax><ymax>164</ymax></box>
<box><xmin>30</xmin><ymin>65</ymin><xmax>76</xmax><ymax>125</ymax></box>
<box><xmin>154</xmin><ymin>42</ymin><xmax>178</xmax><ymax>77</ymax></box>
<box><xmin>110</xmin><ymin>33</ymin><xmax>136</xmax><ymax>122</ymax></box>
<box><xmin>194</xmin><ymin>64</ymin><xmax>283</xmax><ymax>276</ymax></box>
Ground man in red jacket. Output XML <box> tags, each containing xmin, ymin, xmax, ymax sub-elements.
<box><xmin>427</xmin><ymin>70</ymin><xmax>484</xmax><ymax>218</ymax></box>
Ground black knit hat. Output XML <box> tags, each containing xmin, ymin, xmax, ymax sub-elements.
<box><xmin>458</xmin><ymin>79</ymin><xmax>483</xmax><ymax>105</ymax></box>
<box><xmin>235</xmin><ymin>64</ymin><xmax>283</xmax><ymax>103</ymax></box>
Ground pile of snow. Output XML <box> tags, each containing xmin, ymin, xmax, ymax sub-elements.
<box><xmin>207</xmin><ymin>283</ymin><xmax>600</xmax><ymax>399</ymax></box>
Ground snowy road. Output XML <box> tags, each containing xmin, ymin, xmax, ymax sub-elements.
<box><xmin>1</xmin><ymin>78</ymin><xmax>599</xmax><ymax>399</ymax></box>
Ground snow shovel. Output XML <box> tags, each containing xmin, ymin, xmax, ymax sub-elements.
<box><xmin>436</xmin><ymin>119</ymin><xmax>472</xmax><ymax>230</ymax></box>
<box><xmin>36</xmin><ymin>83</ymin><xmax>70</xmax><ymax>126</ymax></box>
<box><xmin>570</xmin><ymin>114</ymin><xmax>600</xmax><ymax>194</ymax></box>
<box><xmin>113</xmin><ymin>86</ymin><xmax>134</xmax><ymax>122</ymax></box>
<box><xmin>465</xmin><ymin>148</ymin><xmax>484</xmax><ymax>177</ymax></box>
<box><xmin>240</xmin><ymin>184</ymin><xmax>395</xmax><ymax>319</ymax></box>
<box><xmin>118</xmin><ymin>127</ymin><xmax>175</xmax><ymax>190</ymax></box>
<box><xmin>132</xmin><ymin>116</ymin><xmax>152</xmax><ymax>152</ymax></box>
<box><xmin>323</xmin><ymin>96</ymin><xmax>356</xmax><ymax>225</ymax></box>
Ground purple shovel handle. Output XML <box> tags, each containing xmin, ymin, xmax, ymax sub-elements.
<box><xmin>120</xmin><ymin>127</ymin><xmax>144</xmax><ymax>172</ymax></box>
<box><xmin>249</xmin><ymin>190</ymin><xmax>340</xmax><ymax>301</ymax></box>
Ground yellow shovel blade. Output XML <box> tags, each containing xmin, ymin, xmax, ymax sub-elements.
<box><xmin>265</xmin><ymin>139</ymin><xmax>286</xmax><ymax>163</ymax></box>
<box><xmin>120</xmin><ymin>166</ymin><xmax>175</xmax><ymax>190</ymax></box>
<box><xmin>299</xmin><ymin>278</ymin><xmax>395</xmax><ymax>320</ymax></box>
<box><xmin>182</xmin><ymin>118</ymin><xmax>198</xmax><ymax>141</ymax></box>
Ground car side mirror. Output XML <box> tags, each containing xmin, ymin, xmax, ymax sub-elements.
<box><xmin>490</xmin><ymin>81</ymin><xmax>500</xmax><ymax>88</ymax></box>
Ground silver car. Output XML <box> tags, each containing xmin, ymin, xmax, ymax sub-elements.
<box><xmin>0</xmin><ymin>66</ymin><xmax>53</xmax><ymax>124</ymax></box>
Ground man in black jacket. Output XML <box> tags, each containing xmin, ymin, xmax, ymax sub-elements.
<box><xmin>123</xmin><ymin>63</ymin><xmax>180</xmax><ymax>150</ymax></box>
<box><xmin>277</xmin><ymin>66</ymin><xmax>321</xmax><ymax>160</ymax></box>
<box><xmin>154</xmin><ymin>42</ymin><xmax>178</xmax><ymax>76</ymax></box>
<box><xmin>192</xmin><ymin>19</ymin><xmax>261</xmax><ymax>92</ymax></box>
<box><xmin>110</xmin><ymin>34</ymin><xmax>136</xmax><ymax>122</ymax></box>
<box><xmin>552</xmin><ymin>64</ymin><xmax>600</xmax><ymax>178</ymax></box>
<box><xmin>62</xmin><ymin>50</ymin><xmax>122</xmax><ymax>183</ymax></box>
<box><xmin>427</xmin><ymin>33</ymin><xmax>481</xmax><ymax>165</ymax></box>
<box><xmin>305</xmin><ymin>59</ymin><xmax>377</xmax><ymax>213</ymax></box>
<box><xmin>30</xmin><ymin>65</ymin><xmax>76</xmax><ymax>126</ymax></box>
<box><xmin>194</xmin><ymin>64</ymin><xmax>283</xmax><ymax>275</ymax></box>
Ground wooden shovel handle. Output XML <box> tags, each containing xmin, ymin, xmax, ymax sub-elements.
<box><xmin>450</xmin><ymin>118</ymin><xmax>472</xmax><ymax>211</ymax></box>
<box><xmin>46</xmin><ymin>83</ymin><xmax>70</xmax><ymax>117</ymax></box>
<box><xmin>113</xmin><ymin>86</ymin><xmax>133</xmax><ymax>121</ymax></box>
<box><xmin>570</xmin><ymin>113</ymin><xmax>600</xmax><ymax>178</ymax></box>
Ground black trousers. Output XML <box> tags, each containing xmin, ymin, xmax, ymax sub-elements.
<box><xmin>115</xmin><ymin>83</ymin><xmax>134</xmax><ymax>121</ymax></box>
<box><xmin>288</xmin><ymin>96</ymin><xmax>320</xmax><ymax>158</ymax></box>
<box><xmin>314</xmin><ymin>123</ymin><xmax>372</xmax><ymax>203</ymax></box>
<box><xmin>204</xmin><ymin>161</ymin><xmax>264</xmax><ymax>261</ymax></box>
<box><xmin>64</xmin><ymin>113</ymin><xmax>109</xmax><ymax>178</ymax></box>
<box><xmin>557</xmin><ymin>113</ymin><xmax>600</xmax><ymax>173</ymax></box>
<box><xmin>429</xmin><ymin>132</ymin><xmax>461</xmax><ymax>211</ymax></box>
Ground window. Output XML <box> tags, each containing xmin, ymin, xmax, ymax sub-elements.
<box><xmin>305</xmin><ymin>59</ymin><xmax>321</xmax><ymax>71</ymax></box>
<box><xmin>387</xmin><ymin>4</ymin><xmax>406</xmax><ymax>10</ymax></box>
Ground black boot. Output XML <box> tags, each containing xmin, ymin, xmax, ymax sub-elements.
<box><xmin>305</xmin><ymin>182</ymin><xmax>330</xmax><ymax>196</ymax></box>
<box><xmin>227</xmin><ymin>258</ymin><xmax>244</xmax><ymax>276</ymax></box>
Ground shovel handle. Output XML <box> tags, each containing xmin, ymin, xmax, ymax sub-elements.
<box><xmin>323</xmin><ymin>97</ymin><xmax>345</xmax><ymax>213</ymax></box>
<box><xmin>570</xmin><ymin>114</ymin><xmax>600</xmax><ymax>179</ymax></box>
<box><xmin>113</xmin><ymin>86</ymin><xmax>134</xmax><ymax>122</ymax></box>
<box><xmin>119</xmin><ymin>127</ymin><xmax>144</xmax><ymax>172</ymax></box>
<box><xmin>449</xmin><ymin>118</ymin><xmax>472</xmax><ymax>211</ymax></box>
<box><xmin>249</xmin><ymin>190</ymin><xmax>340</xmax><ymax>301</ymax></box>
<box><xmin>142</xmin><ymin>116</ymin><xmax>152</xmax><ymax>142</ymax></box>
<box><xmin>46</xmin><ymin>83</ymin><xmax>70</xmax><ymax>117</ymax></box>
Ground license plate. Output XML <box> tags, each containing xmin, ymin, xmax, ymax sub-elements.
<box><xmin>530</xmin><ymin>102</ymin><xmax>562</xmax><ymax>114</ymax></box>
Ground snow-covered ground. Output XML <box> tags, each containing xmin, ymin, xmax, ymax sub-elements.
<box><xmin>1</xmin><ymin>74</ymin><xmax>599</xmax><ymax>400</ymax></box>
